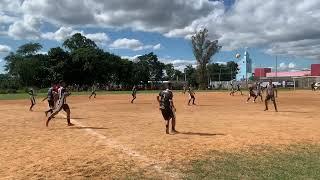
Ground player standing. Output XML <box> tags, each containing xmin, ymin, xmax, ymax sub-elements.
<box><xmin>183</xmin><ymin>84</ymin><xmax>187</xmax><ymax>94</ymax></box>
<box><xmin>157</xmin><ymin>84</ymin><xmax>177</xmax><ymax>134</ymax></box>
<box><xmin>256</xmin><ymin>82</ymin><xmax>263</xmax><ymax>102</ymax></box>
<box><xmin>264</xmin><ymin>80</ymin><xmax>278</xmax><ymax>112</ymax></box>
<box><xmin>89</xmin><ymin>83</ymin><xmax>97</xmax><ymax>99</ymax></box>
<box><xmin>28</xmin><ymin>88</ymin><xmax>36</xmax><ymax>111</ymax></box>
<box><xmin>246</xmin><ymin>85</ymin><xmax>258</xmax><ymax>103</ymax></box>
<box><xmin>187</xmin><ymin>86</ymin><xmax>196</xmax><ymax>105</ymax></box>
<box><xmin>46</xmin><ymin>81</ymin><xmax>74</xmax><ymax>127</ymax></box>
<box><xmin>42</xmin><ymin>84</ymin><xmax>56</xmax><ymax>116</ymax></box>
<box><xmin>131</xmin><ymin>85</ymin><xmax>137</xmax><ymax>103</ymax></box>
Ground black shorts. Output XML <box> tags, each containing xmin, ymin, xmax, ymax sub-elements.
<box><xmin>56</xmin><ymin>103</ymin><xmax>70</xmax><ymax>112</ymax></box>
<box><xmin>189</xmin><ymin>95</ymin><xmax>195</xmax><ymax>99</ymax></box>
<box><xmin>265</xmin><ymin>95</ymin><xmax>275</xmax><ymax>101</ymax></box>
<box><xmin>132</xmin><ymin>93</ymin><xmax>136</xmax><ymax>97</ymax></box>
<box><xmin>48</xmin><ymin>100</ymin><xmax>54</xmax><ymax>108</ymax></box>
<box><xmin>161</xmin><ymin>108</ymin><xmax>175</xmax><ymax>121</ymax></box>
<box><xmin>249</xmin><ymin>92</ymin><xmax>256</xmax><ymax>97</ymax></box>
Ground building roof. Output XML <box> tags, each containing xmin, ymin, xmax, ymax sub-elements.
<box><xmin>266</xmin><ymin>71</ymin><xmax>311</xmax><ymax>77</ymax></box>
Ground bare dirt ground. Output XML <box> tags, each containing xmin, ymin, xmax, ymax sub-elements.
<box><xmin>1</xmin><ymin>90</ymin><xmax>320</xmax><ymax>179</ymax></box>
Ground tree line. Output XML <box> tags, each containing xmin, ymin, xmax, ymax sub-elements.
<box><xmin>1</xmin><ymin>32</ymin><xmax>238</xmax><ymax>92</ymax></box>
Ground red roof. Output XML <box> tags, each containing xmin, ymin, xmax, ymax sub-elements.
<box><xmin>266</xmin><ymin>71</ymin><xmax>311</xmax><ymax>77</ymax></box>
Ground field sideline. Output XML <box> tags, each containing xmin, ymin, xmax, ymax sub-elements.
<box><xmin>0</xmin><ymin>88</ymin><xmax>299</xmax><ymax>100</ymax></box>
<box><xmin>1</xmin><ymin>90</ymin><xmax>320</xmax><ymax>179</ymax></box>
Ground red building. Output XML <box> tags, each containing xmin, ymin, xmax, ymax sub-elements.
<box><xmin>311</xmin><ymin>64</ymin><xmax>320</xmax><ymax>76</ymax></box>
<box><xmin>254</xmin><ymin>68</ymin><xmax>272</xmax><ymax>77</ymax></box>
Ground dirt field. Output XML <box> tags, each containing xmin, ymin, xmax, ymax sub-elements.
<box><xmin>1</xmin><ymin>90</ymin><xmax>320</xmax><ymax>179</ymax></box>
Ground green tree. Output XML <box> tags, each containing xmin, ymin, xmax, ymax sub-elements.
<box><xmin>184</xmin><ymin>65</ymin><xmax>198</xmax><ymax>87</ymax></box>
<box><xmin>164</xmin><ymin>63</ymin><xmax>175</xmax><ymax>80</ymax></box>
<box><xmin>191</xmin><ymin>28</ymin><xmax>221</xmax><ymax>89</ymax></box>
<box><xmin>138</xmin><ymin>53</ymin><xmax>164</xmax><ymax>81</ymax></box>
<box><xmin>63</xmin><ymin>33</ymin><xmax>97</xmax><ymax>51</ymax></box>
<box><xmin>16</xmin><ymin>43</ymin><xmax>42</xmax><ymax>56</ymax></box>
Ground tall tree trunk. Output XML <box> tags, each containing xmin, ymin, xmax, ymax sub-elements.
<box><xmin>197</xmin><ymin>65</ymin><xmax>208</xmax><ymax>90</ymax></box>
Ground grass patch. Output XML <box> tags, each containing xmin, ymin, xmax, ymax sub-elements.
<box><xmin>182</xmin><ymin>144</ymin><xmax>320</xmax><ymax>180</ymax></box>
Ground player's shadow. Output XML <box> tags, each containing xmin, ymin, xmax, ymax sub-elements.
<box><xmin>278</xmin><ymin>110</ymin><xmax>309</xmax><ymax>114</ymax></box>
<box><xmin>196</xmin><ymin>104</ymin><xmax>215</xmax><ymax>107</ymax></box>
<box><xmin>178</xmin><ymin>131</ymin><xmax>225</xmax><ymax>136</ymax></box>
<box><xmin>70</xmin><ymin>126</ymin><xmax>108</xmax><ymax>130</ymax></box>
<box><xmin>55</xmin><ymin>126</ymin><xmax>109</xmax><ymax>130</ymax></box>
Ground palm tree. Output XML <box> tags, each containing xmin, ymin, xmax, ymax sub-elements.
<box><xmin>191</xmin><ymin>28</ymin><xmax>221</xmax><ymax>89</ymax></box>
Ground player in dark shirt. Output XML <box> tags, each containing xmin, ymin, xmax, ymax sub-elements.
<box><xmin>46</xmin><ymin>81</ymin><xmax>74</xmax><ymax>127</ymax></box>
<box><xmin>157</xmin><ymin>85</ymin><xmax>177</xmax><ymax>134</ymax></box>
<box><xmin>28</xmin><ymin>88</ymin><xmax>36</xmax><ymax>111</ymax></box>
<box><xmin>230</xmin><ymin>83</ymin><xmax>243</xmax><ymax>96</ymax></box>
<box><xmin>42</xmin><ymin>84</ymin><xmax>56</xmax><ymax>116</ymax></box>
<box><xmin>131</xmin><ymin>85</ymin><xmax>137</xmax><ymax>103</ymax></box>
<box><xmin>246</xmin><ymin>85</ymin><xmax>258</xmax><ymax>103</ymax></box>
<box><xmin>264</xmin><ymin>80</ymin><xmax>278</xmax><ymax>112</ymax></box>
<box><xmin>256</xmin><ymin>82</ymin><xmax>263</xmax><ymax>102</ymax></box>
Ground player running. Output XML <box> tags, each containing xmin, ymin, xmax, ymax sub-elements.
<box><xmin>28</xmin><ymin>88</ymin><xmax>36</xmax><ymax>111</ymax></box>
<box><xmin>246</xmin><ymin>85</ymin><xmax>258</xmax><ymax>103</ymax></box>
<box><xmin>46</xmin><ymin>81</ymin><xmax>74</xmax><ymax>127</ymax></box>
<box><xmin>131</xmin><ymin>85</ymin><xmax>137</xmax><ymax>103</ymax></box>
<box><xmin>187</xmin><ymin>86</ymin><xmax>196</xmax><ymax>105</ymax></box>
<box><xmin>157</xmin><ymin>84</ymin><xmax>177</xmax><ymax>134</ymax></box>
<box><xmin>230</xmin><ymin>83</ymin><xmax>243</xmax><ymax>96</ymax></box>
<box><xmin>89</xmin><ymin>83</ymin><xmax>97</xmax><ymax>99</ymax></box>
<box><xmin>42</xmin><ymin>84</ymin><xmax>56</xmax><ymax>116</ymax></box>
<box><xmin>264</xmin><ymin>80</ymin><xmax>278</xmax><ymax>112</ymax></box>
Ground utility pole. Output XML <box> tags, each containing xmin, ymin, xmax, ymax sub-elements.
<box><xmin>275</xmin><ymin>56</ymin><xmax>278</xmax><ymax>82</ymax></box>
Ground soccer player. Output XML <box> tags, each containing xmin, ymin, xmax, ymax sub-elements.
<box><xmin>264</xmin><ymin>80</ymin><xmax>278</xmax><ymax>112</ymax></box>
<box><xmin>46</xmin><ymin>81</ymin><xmax>74</xmax><ymax>127</ymax></box>
<box><xmin>236</xmin><ymin>84</ymin><xmax>243</xmax><ymax>95</ymax></box>
<box><xmin>157</xmin><ymin>84</ymin><xmax>177</xmax><ymax>134</ymax></box>
<box><xmin>256</xmin><ymin>82</ymin><xmax>263</xmax><ymax>102</ymax></box>
<box><xmin>42</xmin><ymin>84</ymin><xmax>56</xmax><ymax>116</ymax></box>
<box><xmin>131</xmin><ymin>85</ymin><xmax>137</xmax><ymax>103</ymax></box>
<box><xmin>182</xmin><ymin>84</ymin><xmax>187</xmax><ymax>94</ymax></box>
<box><xmin>229</xmin><ymin>83</ymin><xmax>235</xmax><ymax>96</ymax></box>
<box><xmin>246</xmin><ymin>85</ymin><xmax>258</xmax><ymax>103</ymax></box>
<box><xmin>89</xmin><ymin>83</ymin><xmax>97</xmax><ymax>99</ymax></box>
<box><xmin>28</xmin><ymin>88</ymin><xmax>36</xmax><ymax>111</ymax></box>
<box><xmin>187</xmin><ymin>86</ymin><xmax>196</xmax><ymax>105</ymax></box>
<box><xmin>311</xmin><ymin>82</ymin><xmax>316</xmax><ymax>91</ymax></box>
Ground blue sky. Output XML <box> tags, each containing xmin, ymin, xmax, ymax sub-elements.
<box><xmin>1</xmin><ymin>0</ymin><xmax>320</xmax><ymax>72</ymax></box>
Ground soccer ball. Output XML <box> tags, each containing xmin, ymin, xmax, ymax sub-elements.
<box><xmin>235</xmin><ymin>53</ymin><xmax>241</xmax><ymax>58</ymax></box>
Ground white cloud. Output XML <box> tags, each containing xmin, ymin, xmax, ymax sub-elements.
<box><xmin>85</xmin><ymin>32</ymin><xmax>109</xmax><ymax>43</ymax></box>
<box><xmin>0</xmin><ymin>44</ymin><xmax>11</xmax><ymax>53</ymax></box>
<box><xmin>279</xmin><ymin>62</ymin><xmax>297</xmax><ymax>71</ymax></box>
<box><xmin>288</xmin><ymin>62</ymin><xmax>296</xmax><ymax>69</ymax></box>
<box><xmin>8</xmin><ymin>15</ymin><xmax>42</xmax><ymax>40</ymax></box>
<box><xmin>279</xmin><ymin>62</ymin><xmax>287</xmax><ymax>70</ymax></box>
<box><xmin>153</xmin><ymin>43</ymin><xmax>161</xmax><ymax>50</ymax></box>
<box><xmin>159</xmin><ymin>58</ymin><xmax>195</xmax><ymax>71</ymax></box>
<box><xmin>0</xmin><ymin>14</ymin><xmax>18</xmax><ymax>24</ymax></box>
<box><xmin>110</xmin><ymin>38</ymin><xmax>144</xmax><ymax>51</ymax></box>
<box><xmin>110</xmin><ymin>38</ymin><xmax>160</xmax><ymax>51</ymax></box>
<box><xmin>42</xmin><ymin>27</ymin><xmax>109</xmax><ymax>45</ymax></box>
<box><xmin>42</xmin><ymin>27</ymin><xmax>77</xmax><ymax>41</ymax></box>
